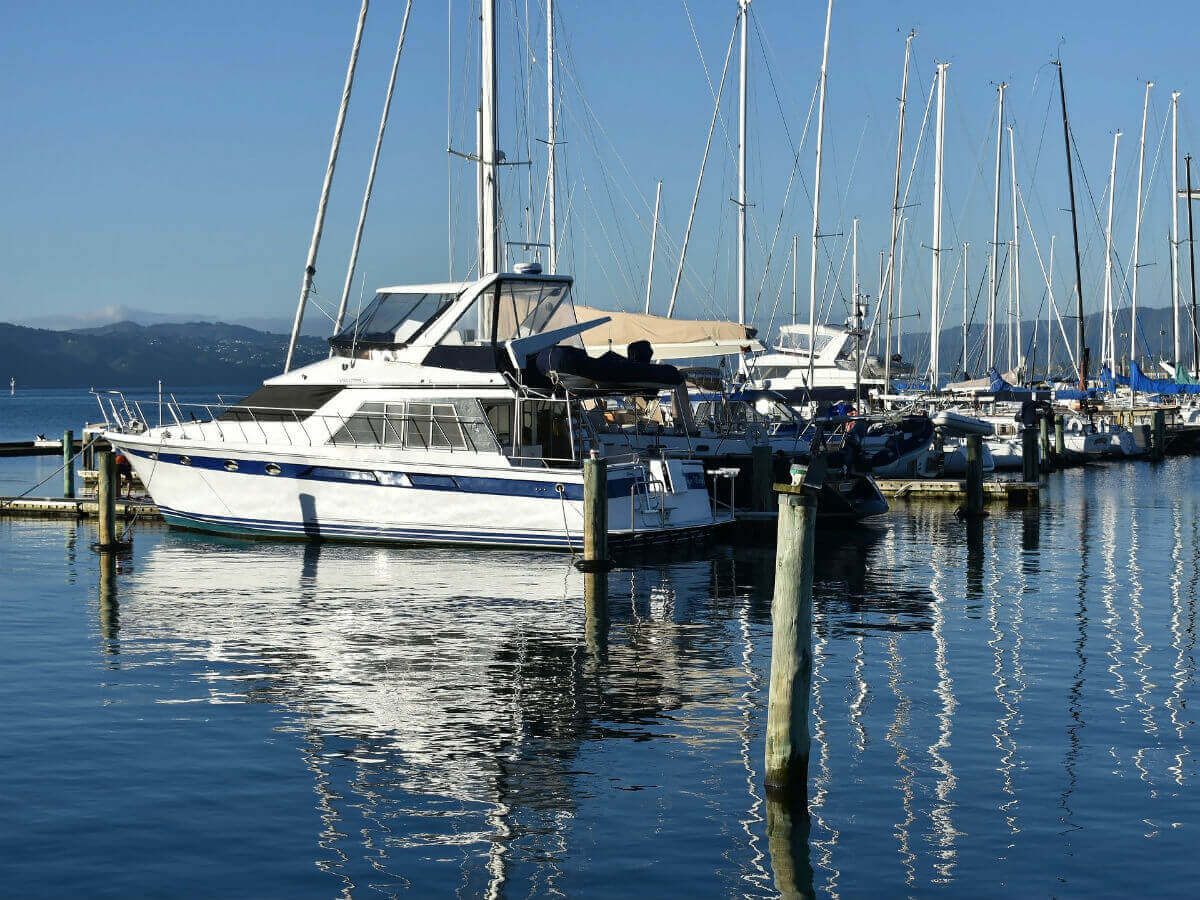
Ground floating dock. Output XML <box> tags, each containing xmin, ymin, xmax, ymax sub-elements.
<box><xmin>0</xmin><ymin>496</ymin><xmax>161</xmax><ymax>521</ymax></box>
<box><xmin>0</xmin><ymin>439</ymin><xmax>84</xmax><ymax>458</ymax></box>
<box><xmin>874</xmin><ymin>478</ymin><xmax>1039</xmax><ymax>503</ymax></box>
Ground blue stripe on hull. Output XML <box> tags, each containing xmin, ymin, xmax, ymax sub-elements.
<box><xmin>117</xmin><ymin>444</ymin><xmax>641</xmax><ymax>501</ymax></box>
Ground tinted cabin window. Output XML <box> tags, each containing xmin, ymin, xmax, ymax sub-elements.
<box><xmin>482</xmin><ymin>400</ymin><xmax>514</xmax><ymax>450</ymax></box>
<box><xmin>519</xmin><ymin>400</ymin><xmax>573</xmax><ymax>461</ymax></box>
<box><xmin>329</xmin><ymin>399</ymin><xmax>497</xmax><ymax>452</ymax></box>
<box><xmin>220</xmin><ymin>385</ymin><xmax>342</xmax><ymax>423</ymax></box>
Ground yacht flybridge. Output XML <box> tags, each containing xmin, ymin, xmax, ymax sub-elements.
<box><xmin>744</xmin><ymin>322</ymin><xmax>915</xmax><ymax>396</ymax></box>
<box><xmin>103</xmin><ymin>272</ymin><xmax>721</xmax><ymax>549</ymax></box>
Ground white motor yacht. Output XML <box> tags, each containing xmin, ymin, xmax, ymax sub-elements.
<box><xmin>102</xmin><ymin>273</ymin><xmax>720</xmax><ymax>550</ymax></box>
<box><xmin>742</xmin><ymin>322</ymin><xmax>914</xmax><ymax>393</ymax></box>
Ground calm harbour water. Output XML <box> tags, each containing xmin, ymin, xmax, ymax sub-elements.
<box><xmin>2</xmin><ymin>395</ymin><xmax>1200</xmax><ymax>897</ymax></box>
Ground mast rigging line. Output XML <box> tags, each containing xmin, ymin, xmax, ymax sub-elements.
<box><xmin>284</xmin><ymin>0</ymin><xmax>370</xmax><ymax>373</ymax></box>
<box><xmin>667</xmin><ymin>10</ymin><xmax>740</xmax><ymax>317</ymax></box>
<box><xmin>552</xmin><ymin>1</ymin><xmax>732</xmax><ymax>319</ymax></box>
<box><xmin>1017</xmin><ymin>183</ymin><xmax>1080</xmax><ymax>377</ymax></box>
<box><xmin>332</xmin><ymin>0</ymin><xmax>415</xmax><ymax>338</ymax></box>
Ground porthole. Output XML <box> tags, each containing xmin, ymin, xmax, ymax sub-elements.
<box><xmin>178</xmin><ymin>455</ymin><xmax>192</xmax><ymax>466</ymax></box>
<box><xmin>264</xmin><ymin>463</ymin><xmax>282</xmax><ymax>476</ymax></box>
<box><xmin>223</xmin><ymin>459</ymin><xmax>239</xmax><ymax>472</ymax></box>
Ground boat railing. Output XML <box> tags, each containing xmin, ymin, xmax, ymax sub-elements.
<box><xmin>96</xmin><ymin>391</ymin><xmax>589</xmax><ymax>466</ymax></box>
<box><xmin>628</xmin><ymin>474</ymin><xmax>668</xmax><ymax>534</ymax></box>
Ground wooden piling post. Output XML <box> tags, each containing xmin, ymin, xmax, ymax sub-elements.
<box><xmin>765</xmin><ymin>487</ymin><xmax>817</xmax><ymax>799</ymax></box>
<box><xmin>963</xmin><ymin>433</ymin><xmax>985</xmax><ymax>517</ymax></box>
<box><xmin>1021</xmin><ymin>426</ymin><xmax>1039</xmax><ymax>482</ymax></box>
<box><xmin>62</xmin><ymin>429</ymin><xmax>74</xmax><ymax>499</ymax></box>
<box><xmin>1039</xmin><ymin>416</ymin><xmax>1055</xmax><ymax>473</ymax></box>
<box><xmin>752</xmin><ymin>444</ymin><xmax>773</xmax><ymax>512</ymax></box>
<box><xmin>95</xmin><ymin>451</ymin><xmax>118</xmax><ymax>550</ymax></box>
<box><xmin>81</xmin><ymin>426</ymin><xmax>94</xmax><ymax>471</ymax></box>
<box><xmin>1152</xmin><ymin>408</ymin><xmax>1166</xmax><ymax>460</ymax></box>
<box><xmin>576</xmin><ymin>454</ymin><xmax>613</xmax><ymax>572</ymax></box>
<box><xmin>1054</xmin><ymin>415</ymin><xmax>1066</xmax><ymax>462</ymax></box>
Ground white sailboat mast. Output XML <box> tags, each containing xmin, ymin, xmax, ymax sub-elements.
<box><xmin>737</xmin><ymin>0</ymin><xmax>750</xmax><ymax>325</ymax></box>
<box><xmin>546</xmin><ymin>0</ymin><xmax>558</xmax><ymax>273</ymax></box>
<box><xmin>333</xmin><ymin>0</ymin><xmax>414</xmax><ymax>338</ymax></box>
<box><xmin>792</xmin><ymin>233</ymin><xmax>799</xmax><ymax>324</ymax></box>
<box><xmin>284</xmin><ymin>0</ymin><xmax>370</xmax><ymax>373</ymax></box>
<box><xmin>1131</xmin><ymin>80</ymin><xmax>1153</xmax><ymax>392</ymax></box>
<box><xmin>852</xmin><ymin>217</ymin><xmax>861</xmax><ymax>403</ymax></box>
<box><xmin>808</xmin><ymin>0</ymin><xmax>834</xmax><ymax>385</ymax></box>
<box><xmin>645</xmin><ymin>180</ymin><xmax>662</xmax><ymax>313</ymax></box>
<box><xmin>988</xmin><ymin>83</ymin><xmax>1006</xmax><ymax>372</ymax></box>
<box><xmin>1008</xmin><ymin>124</ymin><xmax>1022</xmax><ymax>375</ymax></box>
<box><xmin>1047</xmin><ymin>236</ymin><xmax>1055</xmax><ymax>377</ymax></box>
<box><xmin>896</xmin><ymin>217</ymin><xmax>907</xmax><ymax>356</ymax></box>
<box><xmin>962</xmin><ymin>242</ymin><xmax>969</xmax><ymax>374</ymax></box>
<box><xmin>480</xmin><ymin>0</ymin><xmax>501</xmax><ymax>276</ymax></box>
<box><xmin>884</xmin><ymin>29</ymin><xmax>915</xmax><ymax>396</ymax></box>
<box><xmin>929</xmin><ymin>62</ymin><xmax>949</xmax><ymax>389</ymax></box>
<box><xmin>1171</xmin><ymin>90</ymin><xmax>1182</xmax><ymax>369</ymax></box>
<box><xmin>1103</xmin><ymin>131</ymin><xmax>1121</xmax><ymax>374</ymax></box>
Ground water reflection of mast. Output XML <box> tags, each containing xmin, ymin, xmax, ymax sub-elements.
<box><xmin>1099</xmin><ymin>490</ymin><xmax>1128</xmax><ymax>712</ymax></box>
<box><xmin>736</xmin><ymin>581</ymin><xmax>769</xmax><ymax>893</ymax></box>
<box><xmin>987</xmin><ymin>505</ymin><xmax>1017</xmax><ymax>835</ymax></box>
<box><xmin>1168</xmin><ymin>504</ymin><xmax>1189</xmax><ymax>787</ymax></box>
<box><xmin>884</xmin><ymin>623</ymin><xmax>917</xmax><ymax>885</ymax></box>
<box><xmin>807</xmin><ymin>627</ymin><xmax>841</xmax><ymax>897</ymax></box>
<box><xmin>1060</xmin><ymin>486</ymin><xmax>1090</xmax><ymax>838</ymax></box>
<box><xmin>1128</xmin><ymin>491</ymin><xmax>1159</xmax><ymax>787</ymax></box>
<box><xmin>926</xmin><ymin>525</ymin><xmax>959</xmax><ymax>883</ymax></box>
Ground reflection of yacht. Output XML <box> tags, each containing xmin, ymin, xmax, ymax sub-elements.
<box><xmin>102</xmin><ymin>274</ymin><xmax>717</xmax><ymax>549</ymax></box>
<box><xmin>109</xmin><ymin>534</ymin><xmax>754</xmax><ymax>895</ymax></box>
<box><xmin>743</xmin><ymin>323</ymin><xmax>914</xmax><ymax>392</ymax></box>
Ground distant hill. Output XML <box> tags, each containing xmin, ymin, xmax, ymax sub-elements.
<box><xmin>892</xmin><ymin>303</ymin><xmax>1194</xmax><ymax>378</ymax></box>
<box><xmin>1</xmin><ymin>321</ymin><xmax>326</xmax><ymax>388</ymax></box>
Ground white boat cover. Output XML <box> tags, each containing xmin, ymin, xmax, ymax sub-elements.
<box><xmin>943</xmin><ymin>368</ymin><xmax>1022</xmax><ymax>393</ymax></box>
<box><xmin>576</xmin><ymin>306</ymin><xmax>762</xmax><ymax>360</ymax></box>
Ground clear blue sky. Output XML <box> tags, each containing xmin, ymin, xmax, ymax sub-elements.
<box><xmin>4</xmin><ymin>0</ymin><xmax>1198</xmax><ymax>343</ymax></box>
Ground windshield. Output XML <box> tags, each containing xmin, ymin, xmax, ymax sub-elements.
<box><xmin>776</xmin><ymin>330</ymin><xmax>834</xmax><ymax>355</ymax></box>
<box><xmin>442</xmin><ymin>278</ymin><xmax>581</xmax><ymax>347</ymax></box>
<box><xmin>331</xmin><ymin>291</ymin><xmax>460</xmax><ymax>350</ymax></box>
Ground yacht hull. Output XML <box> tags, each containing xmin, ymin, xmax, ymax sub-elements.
<box><xmin>112</xmin><ymin>438</ymin><xmax>717</xmax><ymax>551</ymax></box>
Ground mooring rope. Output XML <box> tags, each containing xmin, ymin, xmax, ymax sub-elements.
<box><xmin>557</xmin><ymin>483</ymin><xmax>578</xmax><ymax>557</ymax></box>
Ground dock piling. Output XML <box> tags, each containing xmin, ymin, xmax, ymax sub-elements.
<box><xmin>575</xmin><ymin>454</ymin><xmax>613</xmax><ymax>572</ymax></box>
<box><xmin>1039</xmin><ymin>416</ymin><xmax>1055</xmax><ymax>473</ymax></box>
<box><xmin>1054</xmin><ymin>415</ymin><xmax>1065</xmax><ymax>463</ymax></box>
<box><xmin>961</xmin><ymin>434</ymin><xmax>986</xmax><ymax>518</ymax></box>
<box><xmin>1022</xmin><ymin>426</ymin><xmax>1039</xmax><ymax>482</ymax></box>
<box><xmin>765</xmin><ymin>484</ymin><xmax>817</xmax><ymax>801</ymax></box>
<box><xmin>1152</xmin><ymin>409</ymin><xmax>1166</xmax><ymax>461</ymax></box>
<box><xmin>94</xmin><ymin>451</ymin><xmax>119</xmax><ymax>551</ymax></box>
<box><xmin>62</xmin><ymin>430</ymin><xmax>74</xmax><ymax>499</ymax></box>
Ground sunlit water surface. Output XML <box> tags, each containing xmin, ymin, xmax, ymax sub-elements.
<box><xmin>2</xmin><ymin>456</ymin><xmax>1199</xmax><ymax>898</ymax></box>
